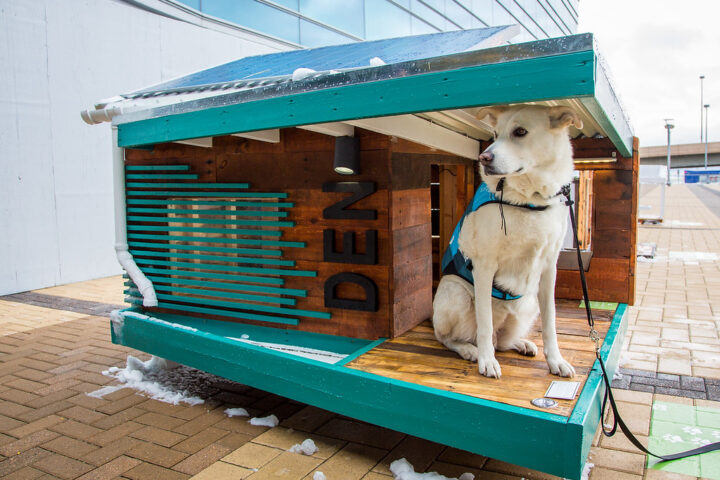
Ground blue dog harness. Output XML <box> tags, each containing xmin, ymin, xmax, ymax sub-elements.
<box><xmin>440</xmin><ymin>180</ymin><xmax>549</xmax><ymax>300</ymax></box>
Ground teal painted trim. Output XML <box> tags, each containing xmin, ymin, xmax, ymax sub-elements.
<box><xmin>113</xmin><ymin>312</ymin><xmax>576</xmax><ymax>477</ymax></box>
<box><xmin>126</xmin><ymin>191</ymin><xmax>285</xmax><ymax>198</ymax></box>
<box><xmin>127</xmin><ymin>199</ymin><xmax>294</xmax><ymax>208</ymax></box>
<box><xmin>127</xmin><ymin>233</ymin><xmax>304</xmax><ymax>248</ymax></box>
<box><xmin>128</xmin><ymin>241</ymin><xmax>281</xmax><ymax>256</ymax></box>
<box><xmin>135</xmin><ymin>266</ymin><xmax>285</xmax><ymax>285</ymax></box>
<box><xmin>118</xmin><ymin>51</ymin><xmax>595</xmax><ymax>148</ymax></box>
<box><xmin>125</xmin><ymin>165</ymin><xmax>190</xmax><ymax>171</ymax></box>
<box><xmin>125</xmin><ymin>174</ymin><xmax>198</xmax><ymax>180</ymax></box>
<box><xmin>335</xmin><ymin>337</ymin><xmax>387</xmax><ymax>366</ymax></box>
<box><xmin>565</xmin><ymin>303</ymin><xmax>628</xmax><ymax>479</ymax></box>
<box><xmin>124</xmin><ymin>297</ymin><xmax>300</xmax><ymax>325</ymax></box>
<box><xmin>127</xmin><ymin>290</ymin><xmax>329</xmax><ymax>319</ymax></box>
<box><xmin>141</xmin><ymin>274</ymin><xmax>306</xmax><ymax>297</ymax></box>
<box><xmin>125</xmin><ymin>284</ymin><xmax>296</xmax><ymax>306</ymax></box>
<box><xmin>121</xmin><ymin>308</ymin><xmax>367</xmax><ymax>353</ymax></box>
<box><xmin>126</xmin><ymin>215</ymin><xmax>294</xmax><ymax>227</ymax></box>
<box><xmin>126</xmin><ymin>225</ymin><xmax>283</xmax><ymax>236</ymax></box>
<box><xmin>134</xmin><ymin>258</ymin><xmax>317</xmax><ymax>277</ymax></box>
<box><xmin>129</xmin><ymin>249</ymin><xmax>295</xmax><ymax>267</ymax></box>
<box><xmin>125</xmin><ymin>182</ymin><xmax>249</xmax><ymax>189</ymax></box>
<box><xmin>127</xmin><ymin>208</ymin><xmax>288</xmax><ymax>217</ymax></box>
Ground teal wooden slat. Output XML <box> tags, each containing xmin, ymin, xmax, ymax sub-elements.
<box><xmin>127</xmin><ymin>199</ymin><xmax>294</xmax><ymax>208</ymax></box>
<box><xmin>126</xmin><ymin>225</ymin><xmax>283</xmax><ymax>236</ymax></box>
<box><xmin>125</xmin><ymin>174</ymin><xmax>199</xmax><ymax>180</ymax></box>
<box><xmin>140</xmin><ymin>274</ymin><xmax>306</xmax><ymax>296</ymax></box>
<box><xmin>113</xmin><ymin>312</ymin><xmax>577</xmax><ymax>478</ymax></box>
<box><xmin>135</xmin><ymin>266</ymin><xmax>285</xmax><ymax>285</ymax></box>
<box><xmin>118</xmin><ymin>51</ymin><xmax>596</xmax><ymax>149</ymax></box>
<box><xmin>127</xmin><ymin>207</ymin><xmax>288</xmax><ymax>217</ymax></box>
<box><xmin>126</xmin><ymin>215</ymin><xmax>294</xmax><ymax>227</ymax></box>
<box><xmin>125</xmin><ymin>165</ymin><xmax>190</xmax><ymax>171</ymax></box>
<box><xmin>127</xmin><ymin>191</ymin><xmax>287</xmax><ymax>198</ymax></box>
<box><xmin>125</xmin><ymin>285</ymin><xmax>296</xmax><ymax>306</ymax></box>
<box><xmin>134</xmin><ymin>258</ymin><xmax>317</xmax><ymax>277</ymax></box>
<box><xmin>127</xmin><ymin>241</ymin><xmax>282</xmax><ymax>256</ymax></box>
<box><xmin>129</xmin><ymin>249</ymin><xmax>295</xmax><ymax>266</ymax></box>
<box><xmin>127</xmin><ymin>233</ymin><xmax>305</xmax><ymax>248</ymax></box>
<box><xmin>146</xmin><ymin>291</ymin><xmax>329</xmax><ymax>319</ymax></box>
<box><xmin>125</xmin><ymin>182</ymin><xmax>249</xmax><ymax>189</ymax></box>
<box><xmin>124</xmin><ymin>296</ymin><xmax>300</xmax><ymax>326</ymax></box>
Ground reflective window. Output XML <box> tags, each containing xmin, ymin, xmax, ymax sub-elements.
<box><xmin>365</xmin><ymin>0</ymin><xmax>412</xmax><ymax>40</ymax></box>
<box><xmin>300</xmin><ymin>0</ymin><xmax>365</xmax><ymax>37</ymax></box>
<box><xmin>300</xmin><ymin>19</ymin><xmax>356</xmax><ymax>47</ymax></box>
<box><xmin>202</xmin><ymin>0</ymin><xmax>300</xmax><ymax>43</ymax></box>
<box><xmin>178</xmin><ymin>0</ymin><xmax>200</xmax><ymax>9</ymax></box>
<box><xmin>410</xmin><ymin>0</ymin><xmax>448</xmax><ymax>31</ymax></box>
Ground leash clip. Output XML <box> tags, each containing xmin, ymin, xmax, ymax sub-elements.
<box><xmin>589</xmin><ymin>327</ymin><xmax>601</xmax><ymax>353</ymax></box>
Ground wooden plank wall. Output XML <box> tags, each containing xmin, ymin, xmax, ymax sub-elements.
<box><xmin>556</xmin><ymin>137</ymin><xmax>639</xmax><ymax>305</ymax></box>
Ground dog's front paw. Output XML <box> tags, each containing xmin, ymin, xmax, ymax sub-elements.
<box><xmin>547</xmin><ymin>355</ymin><xmax>575</xmax><ymax>377</ymax></box>
<box><xmin>478</xmin><ymin>355</ymin><xmax>502</xmax><ymax>378</ymax></box>
<box><xmin>512</xmin><ymin>339</ymin><xmax>538</xmax><ymax>357</ymax></box>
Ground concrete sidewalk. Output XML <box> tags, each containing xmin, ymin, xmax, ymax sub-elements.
<box><xmin>0</xmin><ymin>184</ymin><xmax>719</xmax><ymax>479</ymax></box>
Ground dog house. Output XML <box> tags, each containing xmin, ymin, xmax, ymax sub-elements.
<box><xmin>82</xmin><ymin>28</ymin><xmax>637</xmax><ymax>480</ymax></box>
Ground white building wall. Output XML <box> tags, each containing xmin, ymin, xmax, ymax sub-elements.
<box><xmin>0</xmin><ymin>0</ymin><xmax>293</xmax><ymax>295</ymax></box>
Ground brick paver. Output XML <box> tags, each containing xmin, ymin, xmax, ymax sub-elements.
<box><xmin>2</xmin><ymin>184</ymin><xmax>720</xmax><ymax>479</ymax></box>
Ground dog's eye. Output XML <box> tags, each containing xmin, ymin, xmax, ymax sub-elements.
<box><xmin>493</xmin><ymin>130</ymin><xmax>498</xmax><ymax>140</ymax></box>
<box><xmin>513</xmin><ymin>127</ymin><xmax>528</xmax><ymax>137</ymax></box>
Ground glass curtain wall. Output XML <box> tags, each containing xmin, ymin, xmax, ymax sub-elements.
<box><xmin>178</xmin><ymin>0</ymin><xmax>578</xmax><ymax>47</ymax></box>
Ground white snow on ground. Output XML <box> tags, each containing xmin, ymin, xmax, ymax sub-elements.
<box><xmin>669</xmin><ymin>251</ymin><xmax>719</xmax><ymax>263</ymax></box>
<box><xmin>250</xmin><ymin>414</ymin><xmax>279</xmax><ymax>427</ymax></box>
<box><xmin>227</xmin><ymin>337</ymin><xmax>347</xmax><ymax>364</ymax></box>
<box><xmin>90</xmin><ymin>355</ymin><xmax>218</xmax><ymax>405</ymax></box>
<box><xmin>225</xmin><ymin>407</ymin><xmax>249</xmax><ymax>418</ymax></box>
<box><xmin>665</xmin><ymin>220</ymin><xmax>705</xmax><ymax>227</ymax></box>
<box><xmin>289</xmin><ymin>439</ymin><xmax>318</xmax><ymax>455</ymax></box>
<box><xmin>369</xmin><ymin>56</ymin><xmax>386</xmax><ymax>66</ymax></box>
<box><xmin>389</xmin><ymin>458</ymin><xmax>473</xmax><ymax>480</ymax></box>
<box><xmin>313</xmin><ymin>472</ymin><xmax>326</xmax><ymax>480</ymax></box>
<box><xmin>292</xmin><ymin>68</ymin><xmax>317</xmax><ymax>81</ymax></box>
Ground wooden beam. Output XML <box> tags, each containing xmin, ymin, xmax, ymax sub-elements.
<box><xmin>232</xmin><ymin>129</ymin><xmax>280</xmax><ymax>143</ymax></box>
<box><xmin>347</xmin><ymin>115</ymin><xmax>479</xmax><ymax>160</ymax></box>
<box><xmin>174</xmin><ymin>137</ymin><xmax>212</xmax><ymax>148</ymax></box>
<box><xmin>299</xmin><ymin>123</ymin><xmax>354</xmax><ymax>137</ymax></box>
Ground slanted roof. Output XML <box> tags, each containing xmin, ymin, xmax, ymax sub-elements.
<box><xmin>85</xmin><ymin>28</ymin><xmax>634</xmax><ymax>158</ymax></box>
<box><xmin>130</xmin><ymin>26</ymin><xmax>518</xmax><ymax>97</ymax></box>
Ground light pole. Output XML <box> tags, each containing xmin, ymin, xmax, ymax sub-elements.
<box><xmin>701</xmin><ymin>75</ymin><xmax>705</xmax><ymax>142</ymax></box>
<box><xmin>665</xmin><ymin>119</ymin><xmax>674</xmax><ymax>186</ymax></box>
<box><xmin>705</xmin><ymin>104</ymin><xmax>710</xmax><ymax>178</ymax></box>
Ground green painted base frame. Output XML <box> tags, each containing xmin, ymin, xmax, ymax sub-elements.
<box><xmin>110</xmin><ymin>304</ymin><xmax>627</xmax><ymax>479</ymax></box>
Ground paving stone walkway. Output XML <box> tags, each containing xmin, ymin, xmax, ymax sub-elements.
<box><xmin>1</xmin><ymin>185</ymin><xmax>719</xmax><ymax>479</ymax></box>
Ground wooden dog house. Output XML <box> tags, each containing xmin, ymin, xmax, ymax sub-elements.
<box><xmin>82</xmin><ymin>29</ymin><xmax>637</xmax><ymax>479</ymax></box>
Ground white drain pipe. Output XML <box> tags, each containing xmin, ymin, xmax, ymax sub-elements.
<box><xmin>112</xmin><ymin>126</ymin><xmax>158</xmax><ymax>307</ymax></box>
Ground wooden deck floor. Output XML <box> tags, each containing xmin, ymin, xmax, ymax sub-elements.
<box><xmin>346</xmin><ymin>300</ymin><xmax>616</xmax><ymax>417</ymax></box>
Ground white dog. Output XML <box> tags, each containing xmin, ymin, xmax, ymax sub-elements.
<box><xmin>432</xmin><ymin>105</ymin><xmax>582</xmax><ymax>379</ymax></box>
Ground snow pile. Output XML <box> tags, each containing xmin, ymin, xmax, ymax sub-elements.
<box><xmin>94</xmin><ymin>355</ymin><xmax>217</xmax><ymax>405</ymax></box>
<box><xmin>292</xmin><ymin>68</ymin><xmax>317</xmax><ymax>81</ymax></box>
<box><xmin>250</xmin><ymin>414</ymin><xmax>279</xmax><ymax>427</ymax></box>
<box><xmin>313</xmin><ymin>472</ymin><xmax>326</xmax><ymax>480</ymax></box>
<box><xmin>289</xmin><ymin>439</ymin><xmax>318</xmax><ymax>456</ymax></box>
<box><xmin>120</xmin><ymin>310</ymin><xmax>198</xmax><ymax>332</ymax></box>
<box><xmin>369</xmin><ymin>56</ymin><xmax>386</xmax><ymax>66</ymax></box>
<box><xmin>581</xmin><ymin>462</ymin><xmax>594</xmax><ymax>480</ymax></box>
<box><xmin>110</xmin><ymin>309</ymin><xmax>124</xmax><ymax>340</ymax></box>
<box><xmin>389</xmin><ymin>459</ymin><xmax>473</xmax><ymax>480</ymax></box>
<box><xmin>225</xmin><ymin>407</ymin><xmax>249</xmax><ymax>418</ymax></box>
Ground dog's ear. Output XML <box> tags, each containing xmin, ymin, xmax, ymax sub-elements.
<box><xmin>476</xmin><ymin>107</ymin><xmax>509</xmax><ymax>128</ymax></box>
<box><xmin>549</xmin><ymin>106</ymin><xmax>583</xmax><ymax>130</ymax></box>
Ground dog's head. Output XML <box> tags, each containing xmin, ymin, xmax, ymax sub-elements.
<box><xmin>475</xmin><ymin>105</ymin><xmax>582</xmax><ymax>179</ymax></box>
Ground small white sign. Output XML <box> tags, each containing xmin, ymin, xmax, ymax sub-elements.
<box><xmin>545</xmin><ymin>381</ymin><xmax>581</xmax><ymax>400</ymax></box>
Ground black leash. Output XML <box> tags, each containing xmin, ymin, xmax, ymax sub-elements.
<box><xmin>562</xmin><ymin>185</ymin><xmax>720</xmax><ymax>462</ymax></box>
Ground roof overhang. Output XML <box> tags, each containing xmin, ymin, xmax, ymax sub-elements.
<box><xmin>107</xmin><ymin>33</ymin><xmax>634</xmax><ymax>158</ymax></box>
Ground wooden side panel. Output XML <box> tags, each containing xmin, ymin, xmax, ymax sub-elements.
<box><xmin>557</xmin><ymin>137</ymin><xmax>639</xmax><ymax>304</ymax></box>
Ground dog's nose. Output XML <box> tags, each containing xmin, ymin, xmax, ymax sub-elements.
<box><xmin>479</xmin><ymin>151</ymin><xmax>494</xmax><ymax>166</ymax></box>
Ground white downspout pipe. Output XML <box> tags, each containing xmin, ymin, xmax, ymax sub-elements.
<box><xmin>112</xmin><ymin>126</ymin><xmax>158</xmax><ymax>307</ymax></box>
